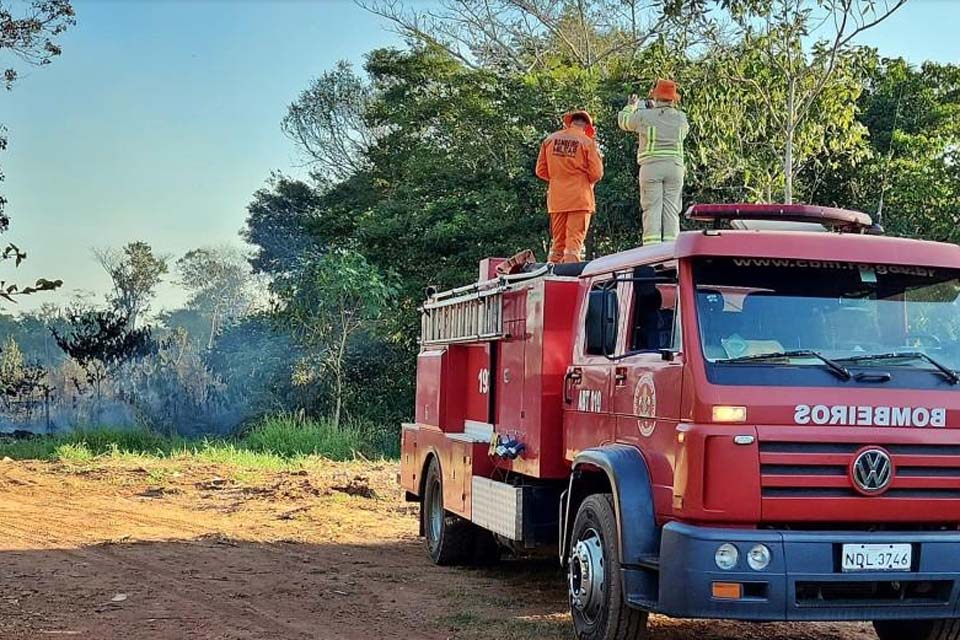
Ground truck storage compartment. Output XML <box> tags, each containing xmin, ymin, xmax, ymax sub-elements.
<box><xmin>414</xmin><ymin>348</ymin><xmax>467</xmax><ymax>430</ymax></box>
<box><xmin>415</xmin><ymin>271</ymin><xmax>579</xmax><ymax>478</ymax></box>
<box><xmin>472</xmin><ymin>476</ymin><xmax>561</xmax><ymax>544</ymax></box>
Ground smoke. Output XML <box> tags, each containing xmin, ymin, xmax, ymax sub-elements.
<box><xmin>0</xmin><ymin>278</ymin><xmax>302</xmax><ymax>436</ymax></box>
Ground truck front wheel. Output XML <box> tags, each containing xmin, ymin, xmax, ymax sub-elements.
<box><xmin>874</xmin><ymin>620</ymin><xmax>960</xmax><ymax>640</ymax></box>
<box><xmin>421</xmin><ymin>458</ymin><xmax>475</xmax><ymax>566</ymax></box>
<box><xmin>568</xmin><ymin>494</ymin><xmax>649</xmax><ymax>640</ymax></box>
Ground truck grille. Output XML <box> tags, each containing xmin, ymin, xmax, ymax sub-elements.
<box><xmin>760</xmin><ymin>441</ymin><xmax>960</xmax><ymax>499</ymax></box>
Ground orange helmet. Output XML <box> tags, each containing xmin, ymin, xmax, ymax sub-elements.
<box><xmin>651</xmin><ymin>79</ymin><xmax>679</xmax><ymax>103</ymax></box>
<box><xmin>563</xmin><ymin>110</ymin><xmax>596</xmax><ymax>138</ymax></box>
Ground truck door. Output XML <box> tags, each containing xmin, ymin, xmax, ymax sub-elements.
<box><xmin>612</xmin><ymin>262</ymin><xmax>683</xmax><ymax>513</ymax></box>
<box><xmin>563</xmin><ymin>276</ymin><xmax>617</xmax><ymax>459</ymax></box>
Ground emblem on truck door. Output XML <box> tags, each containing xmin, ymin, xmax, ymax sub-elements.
<box><xmin>851</xmin><ymin>448</ymin><xmax>894</xmax><ymax>495</ymax></box>
<box><xmin>634</xmin><ymin>373</ymin><xmax>657</xmax><ymax>437</ymax></box>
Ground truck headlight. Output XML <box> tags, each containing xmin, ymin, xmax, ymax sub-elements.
<box><xmin>747</xmin><ymin>544</ymin><xmax>771</xmax><ymax>571</ymax></box>
<box><xmin>715</xmin><ymin>543</ymin><xmax>739</xmax><ymax>570</ymax></box>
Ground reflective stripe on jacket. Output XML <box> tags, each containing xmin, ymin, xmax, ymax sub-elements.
<box><xmin>618</xmin><ymin>103</ymin><xmax>689</xmax><ymax>165</ymax></box>
<box><xmin>535</xmin><ymin>127</ymin><xmax>604</xmax><ymax>214</ymax></box>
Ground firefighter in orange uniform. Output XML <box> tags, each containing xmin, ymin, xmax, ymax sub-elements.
<box><xmin>536</xmin><ymin>110</ymin><xmax>604</xmax><ymax>264</ymax></box>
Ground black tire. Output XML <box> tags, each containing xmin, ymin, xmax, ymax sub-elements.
<box><xmin>568</xmin><ymin>494</ymin><xmax>649</xmax><ymax>640</ymax></box>
<box><xmin>874</xmin><ymin>619</ymin><xmax>960</xmax><ymax>640</ymax></box>
<box><xmin>421</xmin><ymin>458</ymin><xmax>475</xmax><ymax>566</ymax></box>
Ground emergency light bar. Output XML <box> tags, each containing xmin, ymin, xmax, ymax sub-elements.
<box><xmin>685</xmin><ymin>203</ymin><xmax>875</xmax><ymax>232</ymax></box>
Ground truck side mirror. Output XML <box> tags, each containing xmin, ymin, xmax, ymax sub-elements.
<box><xmin>586</xmin><ymin>288</ymin><xmax>618</xmax><ymax>356</ymax></box>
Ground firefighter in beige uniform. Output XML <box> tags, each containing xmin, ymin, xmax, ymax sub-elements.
<box><xmin>618</xmin><ymin>79</ymin><xmax>689</xmax><ymax>245</ymax></box>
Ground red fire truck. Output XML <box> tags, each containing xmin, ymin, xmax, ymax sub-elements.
<box><xmin>400</xmin><ymin>204</ymin><xmax>960</xmax><ymax>640</ymax></box>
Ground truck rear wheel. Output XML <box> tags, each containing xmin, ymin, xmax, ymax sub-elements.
<box><xmin>874</xmin><ymin>620</ymin><xmax>960</xmax><ymax>640</ymax></box>
<box><xmin>568</xmin><ymin>494</ymin><xmax>649</xmax><ymax>640</ymax></box>
<box><xmin>421</xmin><ymin>458</ymin><xmax>475</xmax><ymax>566</ymax></box>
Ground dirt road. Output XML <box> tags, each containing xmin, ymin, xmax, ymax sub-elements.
<box><xmin>0</xmin><ymin>458</ymin><xmax>874</xmax><ymax>640</ymax></box>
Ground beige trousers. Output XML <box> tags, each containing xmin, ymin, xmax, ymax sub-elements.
<box><xmin>640</xmin><ymin>160</ymin><xmax>684</xmax><ymax>245</ymax></box>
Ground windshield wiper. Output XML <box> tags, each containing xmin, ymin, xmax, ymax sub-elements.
<box><xmin>715</xmin><ymin>349</ymin><xmax>852</xmax><ymax>381</ymax></box>
<box><xmin>836</xmin><ymin>351</ymin><xmax>960</xmax><ymax>385</ymax></box>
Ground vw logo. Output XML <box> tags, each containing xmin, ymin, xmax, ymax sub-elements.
<box><xmin>851</xmin><ymin>448</ymin><xmax>894</xmax><ymax>495</ymax></box>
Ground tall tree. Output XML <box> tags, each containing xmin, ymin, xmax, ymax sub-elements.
<box><xmin>687</xmin><ymin>33</ymin><xmax>875</xmax><ymax>203</ymax></box>
<box><xmin>279</xmin><ymin>250</ymin><xmax>395</xmax><ymax>429</ymax></box>
<box><xmin>705</xmin><ymin>0</ymin><xmax>906</xmax><ymax>202</ymax></box>
<box><xmin>282</xmin><ymin>61</ymin><xmax>376</xmax><ymax>181</ymax></box>
<box><xmin>95</xmin><ymin>241</ymin><xmax>169</xmax><ymax>329</ymax></box>
<box><xmin>177</xmin><ymin>246</ymin><xmax>256</xmax><ymax>349</ymax></box>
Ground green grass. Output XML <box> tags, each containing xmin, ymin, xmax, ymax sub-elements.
<box><xmin>53</xmin><ymin>442</ymin><xmax>95</xmax><ymax>462</ymax></box>
<box><xmin>242</xmin><ymin>415</ymin><xmax>398</xmax><ymax>460</ymax></box>
<box><xmin>0</xmin><ymin>415</ymin><xmax>399</xmax><ymax>467</ymax></box>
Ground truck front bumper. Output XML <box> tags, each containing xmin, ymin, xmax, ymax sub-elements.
<box><xmin>627</xmin><ymin>521</ymin><xmax>960</xmax><ymax>621</ymax></box>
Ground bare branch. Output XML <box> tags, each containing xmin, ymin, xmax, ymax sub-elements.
<box><xmin>359</xmin><ymin>0</ymin><xmax>681</xmax><ymax>71</ymax></box>
<box><xmin>796</xmin><ymin>0</ymin><xmax>906</xmax><ymax>122</ymax></box>
<box><xmin>504</xmin><ymin>0</ymin><xmax>587</xmax><ymax>66</ymax></box>
<box><xmin>356</xmin><ymin>0</ymin><xmax>482</xmax><ymax>69</ymax></box>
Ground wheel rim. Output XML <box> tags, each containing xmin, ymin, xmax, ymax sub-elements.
<box><xmin>427</xmin><ymin>477</ymin><xmax>443</xmax><ymax>543</ymax></box>
<box><xmin>569</xmin><ymin>527</ymin><xmax>605</xmax><ymax>623</ymax></box>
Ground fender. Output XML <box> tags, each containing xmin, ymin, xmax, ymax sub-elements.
<box><xmin>416</xmin><ymin>448</ymin><xmax>441</xmax><ymax>537</ymax></box>
<box><xmin>561</xmin><ymin>444</ymin><xmax>660</xmax><ymax>568</ymax></box>
<box><xmin>417</xmin><ymin>447</ymin><xmax>441</xmax><ymax>497</ymax></box>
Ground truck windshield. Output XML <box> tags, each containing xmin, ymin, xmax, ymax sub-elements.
<box><xmin>693</xmin><ymin>257</ymin><xmax>960</xmax><ymax>386</ymax></box>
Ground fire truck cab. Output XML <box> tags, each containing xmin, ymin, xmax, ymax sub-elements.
<box><xmin>400</xmin><ymin>204</ymin><xmax>960</xmax><ymax>640</ymax></box>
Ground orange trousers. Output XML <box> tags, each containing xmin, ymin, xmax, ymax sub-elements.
<box><xmin>548</xmin><ymin>211</ymin><xmax>592</xmax><ymax>264</ymax></box>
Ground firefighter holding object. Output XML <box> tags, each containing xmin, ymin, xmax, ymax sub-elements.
<box><xmin>618</xmin><ymin>79</ymin><xmax>689</xmax><ymax>245</ymax></box>
<box><xmin>536</xmin><ymin>110</ymin><xmax>604</xmax><ymax>264</ymax></box>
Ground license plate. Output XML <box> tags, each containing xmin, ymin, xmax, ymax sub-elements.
<box><xmin>841</xmin><ymin>543</ymin><xmax>912</xmax><ymax>572</ymax></box>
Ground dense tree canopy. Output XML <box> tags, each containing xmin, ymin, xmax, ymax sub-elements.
<box><xmin>240</xmin><ymin>4</ymin><xmax>960</xmax><ymax>431</ymax></box>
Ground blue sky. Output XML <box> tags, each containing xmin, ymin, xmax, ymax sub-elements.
<box><xmin>1</xmin><ymin>0</ymin><xmax>957</xmax><ymax>313</ymax></box>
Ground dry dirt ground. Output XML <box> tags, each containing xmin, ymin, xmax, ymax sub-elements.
<box><xmin>0</xmin><ymin>458</ymin><xmax>877</xmax><ymax>640</ymax></box>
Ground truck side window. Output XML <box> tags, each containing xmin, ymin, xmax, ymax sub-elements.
<box><xmin>585</xmin><ymin>281</ymin><xmax>618</xmax><ymax>356</ymax></box>
<box><xmin>630</xmin><ymin>263</ymin><xmax>678</xmax><ymax>353</ymax></box>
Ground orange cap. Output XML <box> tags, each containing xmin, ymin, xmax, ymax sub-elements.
<box><xmin>563</xmin><ymin>110</ymin><xmax>596</xmax><ymax>138</ymax></box>
<box><xmin>651</xmin><ymin>79</ymin><xmax>679</xmax><ymax>103</ymax></box>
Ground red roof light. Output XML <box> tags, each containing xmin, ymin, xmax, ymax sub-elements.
<box><xmin>686</xmin><ymin>203</ymin><xmax>874</xmax><ymax>232</ymax></box>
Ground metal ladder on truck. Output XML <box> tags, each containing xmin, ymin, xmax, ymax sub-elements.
<box><xmin>419</xmin><ymin>265</ymin><xmax>549</xmax><ymax>347</ymax></box>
